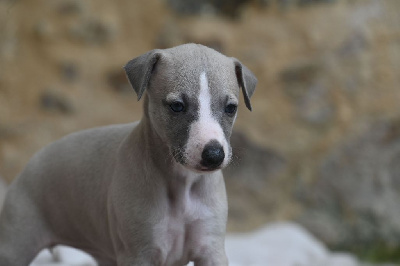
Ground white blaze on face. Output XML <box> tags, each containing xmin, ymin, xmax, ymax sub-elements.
<box><xmin>184</xmin><ymin>72</ymin><xmax>229</xmax><ymax>170</ymax></box>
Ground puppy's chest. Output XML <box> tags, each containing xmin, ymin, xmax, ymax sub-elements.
<box><xmin>154</xmin><ymin>194</ymin><xmax>213</xmax><ymax>264</ymax></box>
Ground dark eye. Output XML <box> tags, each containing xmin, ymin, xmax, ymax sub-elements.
<box><xmin>170</xmin><ymin>101</ymin><xmax>185</xmax><ymax>112</ymax></box>
<box><xmin>225</xmin><ymin>104</ymin><xmax>237</xmax><ymax>115</ymax></box>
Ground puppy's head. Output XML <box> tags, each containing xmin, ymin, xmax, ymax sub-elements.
<box><xmin>124</xmin><ymin>44</ymin><xmax>257</xmax><ymax>172</ymax></box>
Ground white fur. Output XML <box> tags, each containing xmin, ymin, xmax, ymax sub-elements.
<box><xmin>152</xmin><ymin>166</ymin><xmax>215</xmax><ymax>264</ymax></box>
<box><xmin>184</xmin><ymin>72</ymin><xmax>229</xmax><ymax>170</ymax></box>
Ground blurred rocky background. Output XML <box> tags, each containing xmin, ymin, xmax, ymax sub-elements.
<box><xmin>0</xmin><ymin>0</ymin><xmax>399</xmax><ymax>264</ymax></box>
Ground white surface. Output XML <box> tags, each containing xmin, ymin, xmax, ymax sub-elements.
<box><xmin>225</xmin><ymin>222</ymin><xmax>359</xmax><ymax>266</ymax></box>
<box><xmin>29</xmin><ymin>222</ymin><xmax>360</xmax><ymax>266</ymax></box>
<box><xmin>30</xmin><ymin>248</ymin><xmax>95</xmax><ymax>266</ymax></box>
<box><xmin>225</xmin><ymin>222</ymin><xmax>328</xmax><ymax>266</ymax></box>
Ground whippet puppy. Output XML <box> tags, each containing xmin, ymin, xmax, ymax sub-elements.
<box><xmin>0</xmin><ymin>43</ymin><xmax>257</xmax><ymax>266</ymax></box>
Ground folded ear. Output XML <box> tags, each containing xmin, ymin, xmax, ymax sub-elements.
<box><xmin>232</xmin><ymin>58</ymin><xmax>258</xmax><ymax>111</ymax></box>
<box><xmin>124</xmin><ymin>49</ymin><xmax>163</xmax><ymax>100</ymax></box>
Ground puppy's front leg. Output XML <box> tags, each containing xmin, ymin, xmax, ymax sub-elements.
<box><xmin>195</xmin><ymin>257</ymin><xmax>228</xmax><ymax>266</ymax></box>
<box><xmin>194</xmin><ymin>247</ymin><xmax>228</xmax><ymax>266</ymax></box>
<box><xmin>116</xmin><ymin>250</ymin><xmax>162</xmax><ymax>266</ymax></box>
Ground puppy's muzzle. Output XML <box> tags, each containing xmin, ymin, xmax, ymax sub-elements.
<box><xmin>201</xmin><ymin>140</ymin><xmax>225</xmax><ymax>170</ymax></box>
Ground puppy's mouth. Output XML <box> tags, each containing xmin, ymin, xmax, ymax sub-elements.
<box><xmin>184</xmin><ymin>160</ymin><xmax>227</xmax><ymax>174</ymax></box>
<box><xmin>198</xmin><ymin>166</ymin><xmax>222</xmax><ymax>172</ymax></box>
<box><xmin>171</xmin><ymin>152</ymin><xmax>222</xmax><ymax>173</ymax></box>
<box><xmin>187</xmin><ymin>164</ymin><xmax>222</xmax><ymax>174</ymax></box>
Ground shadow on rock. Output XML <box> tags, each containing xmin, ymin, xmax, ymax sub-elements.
<box><xmin>225</xmin><ymin>131</ymin><xmax>286</xmax><ymax>189</ymax></box>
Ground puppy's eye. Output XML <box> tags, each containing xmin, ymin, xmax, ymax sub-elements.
<box><xmin>225</xmin><ymin>104</ymin><xmax>237</xmax><ymax>114</ymax></box>
<box><xmin>170</xmin><ymin>102</ymin><xmax>185</xmax><ymax>112</ymax></box>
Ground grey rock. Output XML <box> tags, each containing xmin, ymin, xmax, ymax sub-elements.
<box><xmin>185</xmin><ymin>38</ymin><xmax>224</xmax><ymax>54</ymax></box>
<box><xmin>57</xmin><ymin>0</ymin><xmax>85</xmax><ymax>15</ymax></box>
<box><xmin>166</xmin><ymin>0</ymin><xmax>251</xmax><ymax>18</ymax></box>
<box><xmin>281</xmin><ymin>60</ymin><xmax>336</xmax><ymax>126</ymax></box>
<box><xmin>0</xmin><ymin>124</ymin><xmax>17</xmax><ymax>139</ymax></box>
<box><xmin>296</xmin><ymin>81</ymin><xmax>335</xmax><ymax>125</ymax></box>
<box><xmin>0</xmin><ymin>175</ymin><xmax>7</xmax><ymax>211</ymax></box>
<box><xmin>224</xmin><ymin>131</ymin><xmax>286</xmax><ymax>189</ymax></box>
<box><xmin>60</xmin><ymin>62</ymin><xmax>79</xmax><ymax>82</ymax></box>
<box><xmin>33</xmin><ymin>20</ymin><xmax>54</xmax><ymax>40</ymax></box>
<box><xmin>281</xmin><ymin>60</ymin><xmax>323</xmax><ymax>99</ymax></box>
<box><xmin>296</xmin><ymin>0</ymin><xmax>337</xmax><ymax>6</ymax></box>
<box><xmin>107</xmin><ymin>69</ymin><xmax>131</xmax><ymax>94</ymax></box>
<box><xmin>297</xmin><ymin>210</ymin><xmax>350</xmax><ymax>247</ymax></box>
<box><xmin>277</xmin><ymin>0</ymin><xmax>337</xmax><ymax>9</ymax></box>
<box><xmin>40</xmin><ymin>90</ymin><xmax>74</xmax><ymax>114</ymax></box>
<box><xmin>336</xmin><ymin>31</ymin><xmax>369</xmax><ymax>58</ymax></box>
<box><xmin>300</xmin><ymin>118</ymin><xmax>400</xmax><ymax>249</ymax></box>
<box><xmin>155</xmin><ymin>21</ymin><xmax>185</xmax><ymax>49</ymax></box>
<box><xmin>69</xmin><ymin>18</ymin><xmax>116</xmax><ymax>45</ymax></box>
<box><xmin>155</xmin><ymin>20</ymin><xmax>223</xmax><ymax>53</ymax></box>
<box><xmin>224</xmin><ymin>131</ymin><xmax>286</xmax><ymax>227</ymax></box>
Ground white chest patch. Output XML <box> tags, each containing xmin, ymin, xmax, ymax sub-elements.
<box><xmin>153</xmin><ymin>171</ymin><xmax>216</xmax><ymax>265</ymax></box>
<box><xmin>184</xmin><ymin>72</ymin><xmax>230</xmax><ymax>170</ymax></box>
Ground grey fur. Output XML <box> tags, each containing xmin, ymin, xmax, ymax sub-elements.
<box><xmin>233</xmin><ymin>59</ymin><xmax>258</xmax><ymax>111</ymax></box>
<box><xmin>0</xmin><ymin>43</ymin><xmax>257</xmax><ymax>266</ymax></box>
<box><xmin>124</xmin><ymin>49</ymin><xmax>163</xmax><ymax>100</ymax></box>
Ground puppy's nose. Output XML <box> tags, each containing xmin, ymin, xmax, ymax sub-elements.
<box><xmin>201</xmin><ymin>140</ymin><xmax>225</xmax><ymax>169</ymax></box>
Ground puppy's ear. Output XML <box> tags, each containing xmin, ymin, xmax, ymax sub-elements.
<box><xmin>232</xmin><ymin>58</ymin><xmax>258</xmax><ymax>111</ymax></box>
<box><xmin>124</xmin><ymin>49</ymin><xmax>163</xmax><ymax>100</ymax></box>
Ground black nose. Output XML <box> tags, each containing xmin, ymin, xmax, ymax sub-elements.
<box><xmin>201</xmin><ymin>140</ymin><xmax>225</xmax><ymax>169</ymax></box>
